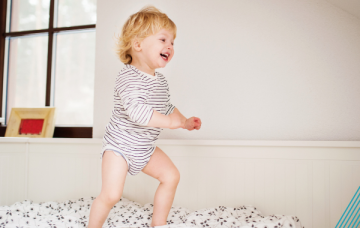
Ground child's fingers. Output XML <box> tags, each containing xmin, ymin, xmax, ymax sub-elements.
<box><xmin>193</xmin><ymin>118</ymin><xmax>201</xmax><ymax>130</ymax></box>
<box><xmin>187</xmin><ymin>117</ymin><xmax>201</xmax><ymax>130</ymax></box>
<box><xmin>195</xmin><ymin>119</ymin><xmax>201</xmax><ymax>126</ymax></box>
<box><xmin>194</xmin><ymin>117</ymin><xmax>201</xmax><ymax>125</ymax></box>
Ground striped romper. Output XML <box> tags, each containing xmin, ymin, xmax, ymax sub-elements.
<box><xmin>100</xmin><ymin>64</ymin><xmax>176</xmax><ymax>176</ymax></box>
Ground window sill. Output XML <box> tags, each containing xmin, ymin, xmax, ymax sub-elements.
<box><xmin>0</xmin><ymin>126</ymin><xmax>92</xmax><ymax>138</ymax></box>
<box><xmin>0</xmin><ymin>137</ymin><xmax>101</xmax><ymax>144</ymax></box>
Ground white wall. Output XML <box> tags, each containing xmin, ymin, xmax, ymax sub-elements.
<box><xmin>327</xmin><ymin>0</ymin><xmax>360</xmax><ymax>19</ymax></box>
<box><xmin>93</xmin><ymin>0</ymin><xmax>360</xmax><ymax>140</ymax></box>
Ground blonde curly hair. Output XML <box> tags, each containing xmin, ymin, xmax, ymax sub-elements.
<box><xmin>115</xmin><ymin>5</ymin><xmax>177</xmax><ymax>64</ymax></box>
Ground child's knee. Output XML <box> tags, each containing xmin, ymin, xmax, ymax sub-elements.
<box><xmin>161</xmin><ymin>168</ymin><xmax>180</xmax><ymax>185</ymax></box>
<box><xmin>99</xmin><ymin>192</ymin><xmax>122</xmax><ymax>207</ymax></box>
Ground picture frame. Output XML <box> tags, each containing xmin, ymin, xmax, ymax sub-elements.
<box><xmin>5</xmin><ymin>107</ymin><xmax>56</xmax><ymax>138</ymax></box>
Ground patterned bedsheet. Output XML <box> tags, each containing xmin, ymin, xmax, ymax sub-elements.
<box><xmin>0</xmin><ymin>196</ymin><xmax>303</xmax><ymax>228</ymax></box>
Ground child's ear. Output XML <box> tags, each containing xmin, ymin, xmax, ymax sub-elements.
<box><xmin>132</xmin><ymin>38</ymin><xmax>142</xmax><ymax>52</ymax></box>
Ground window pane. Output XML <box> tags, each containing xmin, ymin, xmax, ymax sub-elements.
<box><xmin>56</xmin><ymin>0</ymin><xmax>96</xmax><ymax>27</ymax></box>
<box><xmin>6</xmin><ymin>35</ymin><xmax>48</xmax><ymax>124</ymax></box>
<box><xmin>54</xmin><ymin>31</ymin><xmax>95</xmax><ymax>126</ymax></box>
<box><xmin>9</xmin><ymin>0</ymin><xmax>50</xmax><ymax>32</ymax></box>
<box><xmin>5</xmin><ymin>0</ymin><xmax>11</xmax><ymax>32</ymax></box>
<box><xmin>1</xmin><ymin>39</ymin><xmax>10</xmax><ymax>125</ymax></box>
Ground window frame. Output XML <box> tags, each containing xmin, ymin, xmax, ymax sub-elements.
<box><xmin>0</xmin><ymin>0</ymin><xmax>95</xmax><ymax>138</ymax></box>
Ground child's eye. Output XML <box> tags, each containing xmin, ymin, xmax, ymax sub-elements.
<box><xmin>161</xmin><ymin>39</ymin><xmax>165</xmax><ymax>42</ymax></box>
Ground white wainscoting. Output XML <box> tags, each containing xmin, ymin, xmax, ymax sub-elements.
<box><xmin>1</xmin><ymin>138</ymin><xmax>360</xmax><ymax>228</ymax></box>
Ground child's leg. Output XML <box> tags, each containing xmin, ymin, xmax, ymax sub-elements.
<box><xmin>141</xmin><ymin>146</ymin><xmax>180</xmax><ymax>227</ymax></box>
<box><xmin>87</xmin><ymin>150</ymin><xmax>128</xmax><ymax>228</ymax></box>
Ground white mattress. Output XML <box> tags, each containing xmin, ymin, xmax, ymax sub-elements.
<box><xmin>0</xmin><ymin>196</ymin><xmax>303</xmax><ymax>228</ymax></box>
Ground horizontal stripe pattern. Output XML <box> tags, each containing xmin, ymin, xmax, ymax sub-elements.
<box><xmin>100</xmin><ymin>64</ymin><xmax>175</xmax><ymax>175</ymax></box>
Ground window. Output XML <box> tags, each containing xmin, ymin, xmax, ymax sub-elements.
<box><xmin>0</xmin><ymin>0</ymin><xmax>96</xmax><ymax>137</ymax></box>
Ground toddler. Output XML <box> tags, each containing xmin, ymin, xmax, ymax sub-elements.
<box><xmin>88</xmin><ymin>5</ymin><xmax>202</xmax><ymax>228</ymax></box>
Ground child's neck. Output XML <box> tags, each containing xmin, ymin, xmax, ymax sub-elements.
<box><xmin>130</xmin><ymin>62</ymin><xmax>155</xmax><ymax>76</ymax></box>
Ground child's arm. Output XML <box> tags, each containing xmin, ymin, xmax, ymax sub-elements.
<box><xmin>170</xmin><ymin>108</ymin><xmax>202</xmax><ymax>130</ymax></box>
<box><xmin>147</xmin><ymin>108</ymin><xmax>185</xmax><ymax>129</ymax></box>
<box><xmin>147</xmin><ymin>108</ymin><xmax>201</xmax><ymax>130</ymax></box>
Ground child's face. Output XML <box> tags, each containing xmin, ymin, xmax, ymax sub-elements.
<box><xmin>134</xmin><ymin>28</ymin><xmax>175</xmax><ymax>69</ymax></box>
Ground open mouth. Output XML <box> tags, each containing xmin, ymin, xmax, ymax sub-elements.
<box><xmin>160</xmin><ymin>53</ymin><xmax>169</xmax><ymax>61</ymax></box>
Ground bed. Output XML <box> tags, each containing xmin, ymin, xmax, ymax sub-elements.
<box><xmin>0</xmin><ymin>196</ymin><xmax>303</xmax><ymax>228</ymax></box>
<box><xmin>1</xmin><ymin>138</ymin><xmax>359</xmax><ymax>228</ymax></box>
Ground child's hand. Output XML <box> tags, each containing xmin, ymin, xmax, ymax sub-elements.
<box><xmin>184</xmin><ymin>117</ymin><xmax>202</xmax><ymax>131</ymax></box>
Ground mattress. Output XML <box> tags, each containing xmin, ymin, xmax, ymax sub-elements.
<box><xmin>0</xmin><ymin>196</ymin><xmax>303</xmax><ymax>228</ymax></box>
